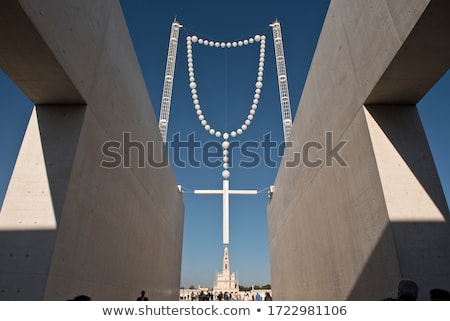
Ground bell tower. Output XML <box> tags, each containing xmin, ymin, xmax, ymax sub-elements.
<box><xmin>213</xmin><ymin>245</ymin><xmax>239</xmax><ymax>294</ymax></box>
<box><xmin>222</xmin><ymin>246</ymin><xmax>230</xmax><ymax>275</ymax></box>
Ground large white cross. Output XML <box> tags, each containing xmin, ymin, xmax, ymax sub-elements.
<box><xmin>194</xmin><ymin>180</ymin><xmax>257</xmax><ymax>245</ymax></box>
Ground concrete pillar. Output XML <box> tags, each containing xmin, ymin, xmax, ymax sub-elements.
<box><xmin>0</xmin><ymin>105</ymin><xmax>85</xmax><ymax>300</ymax></box>
<box><xmin>0</xmin><ymin>0</ymin><xmax>185</xmax><ymax>300</ymax></box>
<box><xmin>267</xmin><ymin>0</ymin><xmax>450</xmax><ymax>300</ymax></box>
<box><xmin>355</xmin><ymin>105</ymin><xmax>450</xmax><ymax>299</ymax></box>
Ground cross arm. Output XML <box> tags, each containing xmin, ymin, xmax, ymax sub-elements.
<box><xmin>194</xmin><ymin>190</ymin><xmax>223</xmax><ymax>194</ymax></box>
<box><xmin>228</xmin><ymin>190</ymin><xmax>258</xmax><ymax>195</ymax></box>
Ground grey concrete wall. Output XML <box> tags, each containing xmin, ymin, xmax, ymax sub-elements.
<box><xmin>354</xmin><ymin>105</ymin><xmax>450</xmax><ymax>299</ymax></box>
<box><xmin>0</xmin><ymin>0</ymin><xmax>184</xmax><ymax>300</ymax></box>
<box><xmin>268</xmin><ymin>0</ymin><xmax>450</xmax><ymax>300</ymax></box>
<box><xmin>0</xmin><ymin>106</ymin><xmax>85</xmax><ymax>300</ymax></box>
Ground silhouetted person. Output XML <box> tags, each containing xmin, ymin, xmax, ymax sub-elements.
<box><xmin>397</xmin><ymin>280</ymin><xmax>418</xmax><ymax>300</ymax></box>
<box><xmin>430</xmin><ymin>288</ymin><xmax>450</xmax><ymax>301</ymax></box>
<box><xmin>72</xmin><ymin>295</ymin><xmax>91</xmax><ymax>301</ymax></box>
<box><xmin>385</xmin><ymin>279</ymin><xmax>419</xmax><ymax>301</ymax></box>
<box><xmin>137</xmin><ymin>290</ymin><xmax>149</xmax><ymax>301</ymax></box>
<box><xmin>264</xmin><ymin>291</ymin><xmax>272</xmax><ymax>301</ymax></box>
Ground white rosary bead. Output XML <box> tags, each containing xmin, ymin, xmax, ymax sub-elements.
<box><xmin>222</xmin><ymin>170</ymin><xmax>230</xmax><ymax>179</ymax></box>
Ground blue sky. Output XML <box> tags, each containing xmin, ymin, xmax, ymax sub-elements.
<box><xmin>1</xmin><ymin>1</ymin><xmax>449</xmax><ymax>289</ymax></box>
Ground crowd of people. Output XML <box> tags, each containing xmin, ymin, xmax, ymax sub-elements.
<box><xmin>180</xmin><ymin>290</ymin><xmax>272</xmax><ymax>301</ymax></box>
<box><xmin>69</xmin><ymin>282</ymin><xmax>450</xmax><ymax>301</ymax></box>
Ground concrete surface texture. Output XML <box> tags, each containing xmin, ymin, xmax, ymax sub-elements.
<box><xmin>1</xmin><ymin>0</ymin><xmax>449</xmax><ymax>301</ymax></box>
<box><xmin>268</xmin><ymin>0</ymin><xmax>450</xmax><ymax>300</ymax></box>
<box><xmin>0</xmin><ymin>0</ymin><xmax>184</xmax><ymax>300</ymax></box>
